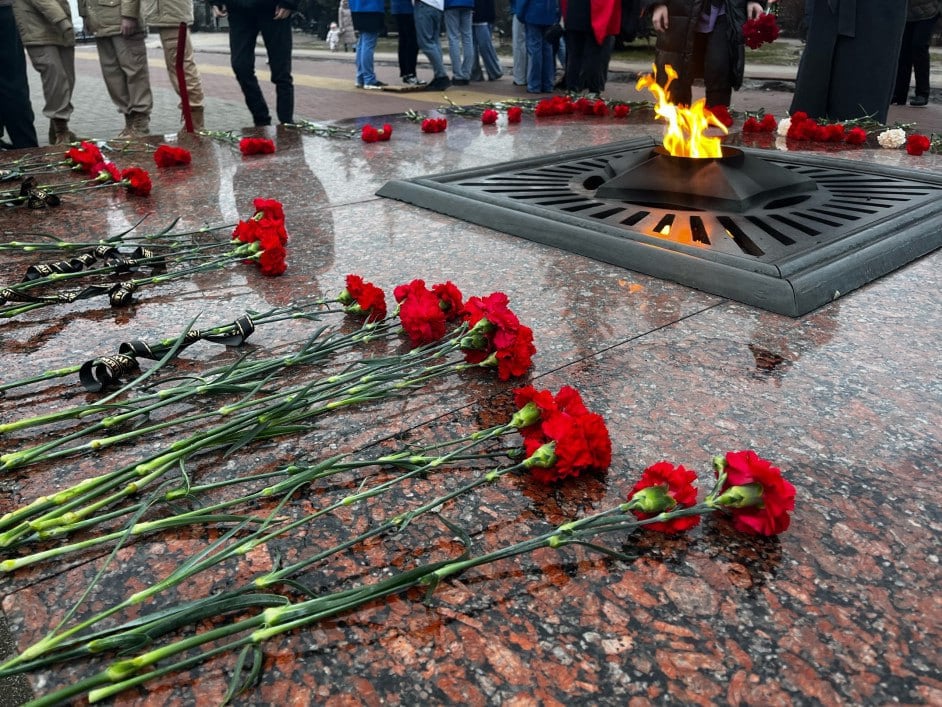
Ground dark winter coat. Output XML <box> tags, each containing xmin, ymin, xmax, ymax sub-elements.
<box><xmin>907</xmin><ymin>0</ymin><xmax>941</xmax><ymax>21</ymax></box>
<box><xmin>790</xmin><ymin>0</ymin><xmax>906</xmax><ymax>124</ymax></box>
<box><xmin>641</xmin><ymin>0</ymin><xmax>753</xmax><ymax>91</ymax></box>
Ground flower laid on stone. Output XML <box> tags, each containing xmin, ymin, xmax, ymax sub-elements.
<box><xmin>153</xmin><ymin>144</ymin><xmax>192</xmax><ymax>167</ymax></box>
<box><xmin>742</xmin><ymin>11</ymin><xmax>780</xmax><ymax>49</ymax></box>
<box><xmin>361</xmin><ymin>123</ymin><xmax>393</xmax><ymax>142</ymax></box>
<box><xmin>742</xmin><ymin>113</ymin><xmax>778</xmax><ymax>133</ymax></box>
<box><xmin>286</xmin><ymin>118</ymin><xmax>357</xmax><ymax>139</ymax></box>
<box><xmin>421</xmin><ymin>117</ymin><xmax>448</xmax><ymax>133</ymax></box>
<box><xmin>0</xmin><ymin>320</ymin><xmax>795</xmax><ymax>705</ymax></box>
<box><xmin>877</xmin><ymin>127</ymin><xmax>907</xmax><ymax>149</ymax></box>
<box><xmin>239</xmin><ymin>136</ymin><xmax>276</xmax><ymax>155</ymax></box>
<box><xmin>481</xmin><ymin>109</ymin><xmax>499</xmax><ymax>125</ymax></box>
<box><xmin>507</xmin><ymin>106</ymin><xmax>523</xmax><ymax>123</ymax></box>
<box><xmin>0</xmin><ymin>197</ymin><xmax>287</xmax><ymax>318</ymax></box>
<box><xmin>119</xmin><ymin>166</ymin><xmax>152</xmax><ymax>196</ymax></box>
<box><xmin>906</xmin><ymin>133</ymin><xmax>932</xmax><ymax>155</ymax></box>
<box><xmin>612</xmin><ymin>103</ymin><xmax>631</xmax><ymax>118</ymax></box>
<box><xmin>707</xmin><ymin>104</ymin><xmax>734</xmax><ymax>127</ymax></box>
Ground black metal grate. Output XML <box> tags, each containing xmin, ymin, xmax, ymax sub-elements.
<box><xmin>377</xmin><ymin>137</ymin><xmax>942</xmax><ymax>316</ymax></box>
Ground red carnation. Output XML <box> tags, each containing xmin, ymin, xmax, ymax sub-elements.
<box><xmin>713</xmin><ymin>450</ymin><xmax>795</xmax><ymax>536</ymax></box>
<box><xmin>256</xmin><ymin>230</ymin><xmax>287</xmax><ymax>276</ymax></box>
<box><xmin>520</xmin><ymin>386</ymin><xmax>612</xmax><ymax>484</ymax></box>
<box><xmin>592</xmin><ymin>99</ymin><xmax>609</xmax><ymax>117</ymax></box>
<box><xmin>252</xmin><ymin>197</ymin><xmax>285</xmax><ymax>222</ymax></box>
<box><xmin>153</xmin><ymin>144</ymin><xmax>192</xmax><ymax>167</ymax></box>
<box><xmin>460</xmin><ymin>292</ymin><xmax>534</xmax><ymax>380</ymax></box>
<box><xmin>421</xmin><ymin>117</ymin><xmax>448</xmax><ymax>133</ymax></box>
<box><xmin>481</xmin><ymin>109</ymin><xmax>499</xmax><ymax>125</ymax></box>
<box><xmin>507</xmin><ymin>106</ymin><xmax>523</xmax><ymax>123</ymax></box>
<box><xmin>431</xmin><ymin>281</ymin><xmax>463</xmax><ymax>321</ymax></box>
<box><xmin>844</xmin><ymin>126</ymin><xmax>868</xmax><ymax>145</ymax></box>
<box><xmin>378</xmin><ymin>123</ymin><xmax>393</xmax><ymax>141</ymax></box>
<box><xmin>239</xmin><ymin>137</ymin><xmax>276</xmax><ymax>155</ymax></box>
<box><xmin>742</xmin><ymin>12</ymin><xmax>779</xmax><ymax>50</ymax></box>
<box><xmin>906</xmin><ymin>133</ymin><xmax>931</xmax><ymax>156</ymax></box>
<box><xmin>613</xmin><ymin>104</ymin><xmax>630</xmax><ymax>118</ymax></box>
<box><xmin>340</xmin><ymin>274</ymin><xmax>387</xmax><ymax>322</ymax></box>
<box><xmin>394</xmin><ymin>279</ymin><xmax>447</xmax><ymax>345</ymax></box>
<box><xmin>94</xmin><ymin>161</ymin><xmax>121</xmax><ymax>183</ymax></box>
<box><xmin>361</xmin><ymin>125</ymin><xmax>379</xmax><ymax>143</ymax></box>
<box><xmin>708</xmin><ymin>104</ymin><xmax>733</xmax><ymax>128</ymax></box>
<box><xmin>66</xmin><ymin>141</ymin><xmax>104</xmax><ymax>173</ymax></box>
<box><xmin>627</xmin><ymin>461</ymin><xmax>701</xmax><ymax>534</ymax></box>
<box><xmin>759</xmin><ymin>114</ymin><xmax>777</xmax><ymax>131</ymax></box>
<box><xmin>120</xmin><ymin>166</ymin><xmax>152</xmax><ymax>196</ymax></box>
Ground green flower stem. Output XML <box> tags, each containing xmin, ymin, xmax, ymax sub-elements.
<box><xmin>27</xmin><ymin>498</ymin><xmax>724</xmax><ymax>704</ymax></box>
<box><xmin>0</xmin><ymin>365</ymin><xmax>82</xmax><ymax>393</ymax></box>
<box><xmin>4</xmin><ymin>424</ymin><xmax>518</xmax><ymax>674</ymax></box>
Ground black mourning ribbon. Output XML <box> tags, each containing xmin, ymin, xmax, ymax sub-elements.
<box><xmin>79</xmin><ymin>316</ymin><xmax>256</xmax><ymax>391</ymax></box>
<box><xmin>16</xmin><ymin>176</ymin><xmax>61</xmax><ymax>209</ymax></box>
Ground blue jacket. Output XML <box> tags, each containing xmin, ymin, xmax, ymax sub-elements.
<box><xmin>445</xmin><ymin>0</ymin><xmax>474</xmax><ymax>9</ymax></box>
<box><xmin>516</xmin><ymin>0</ymin><xmax>557</xmax><ymax>25</ymax></box>
<box><xmin>349</xmin><ymin>0</ymin><xmax>384</xmax><ymax>12</ymax></box>
<box><xmin>390</xmin><ymin>0</ymin><xmax>413</xmax><ymax>12</ymax></box>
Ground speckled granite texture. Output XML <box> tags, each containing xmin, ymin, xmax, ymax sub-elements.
<box><xmin>0</xmin><ymin>110</ymin><xmax>939</xmax><ymax>705</ymax></box>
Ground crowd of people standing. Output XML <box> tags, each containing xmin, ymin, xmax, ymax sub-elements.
<box><xmin>2</xmin><ymin>0</ymin><xmax>939</xmax><ymax>150</ymax></box>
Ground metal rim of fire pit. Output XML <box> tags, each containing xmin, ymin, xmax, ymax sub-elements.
<box><xmin>377</xmin><ymin>137</ymin><xmax>942</xmax><ymax>316</ymax></box>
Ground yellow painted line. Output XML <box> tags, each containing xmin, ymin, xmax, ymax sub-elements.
<box><xmin>75</xmin><ymin>46</ymin><xmax>509</xmax><ymax>106</ymax></box>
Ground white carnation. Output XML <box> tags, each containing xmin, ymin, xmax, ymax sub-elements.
<box><xmin>777</xmin><ymin>117</ymin><xmax>791</xmax><ymax>136</ymax></box>
<box><xmin>877</xmin><ymin>128</ymin><xmax>906</xmax><ymax>149</ymax></box>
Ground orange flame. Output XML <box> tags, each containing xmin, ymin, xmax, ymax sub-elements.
<box><xmin>636</xmin><ymin>65</ymin><xmax>728</xmax><ymax>158</ymax></box>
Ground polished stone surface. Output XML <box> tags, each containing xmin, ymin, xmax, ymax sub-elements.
<box><xmin>0</xmin><ymin>109</ymin><xmax>940</xmax><ymax>705</ymax></box>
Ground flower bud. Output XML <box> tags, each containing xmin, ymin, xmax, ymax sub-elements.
<box><xmin>522</xmin><ymin>441</ymin><xmax>557</xmax><ymax>469</ymax></box>
<box><xmin>508</xmin><ymin>401</ymin><xmax>541</xmax><ymax>429</ymax></box>
<box><xmin>713</xmin><ymin>482</ymin><xmax>764</xmax><ymax>509</ymax></box>
<box><xmin>625</xmin><ymin>485</ymin><xmax>677</xmax><ymax>514</ymax></box>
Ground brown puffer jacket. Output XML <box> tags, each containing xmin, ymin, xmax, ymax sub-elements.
<box><xmin>78</xmin><ymin>0</ymin><xmax>145</xmax><ymax>36</ymax></box>
<box><xmin>12</xmin><ymin>0</ymin><xmax>75</xmax><ymax>46</ymax></box>
<box><xmin>641</xmin><ymin>0</ymin><xmax>756</xmax><ymax>91</ymax></box>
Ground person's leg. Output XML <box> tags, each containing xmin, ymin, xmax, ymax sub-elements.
<box><xmin>565</xmin><ymin>30</ymin><xmax>586</xmax><ymax>91</ymax></box>
<box><xmin>470</xmin><ymin>25</ymin><xmax>485</xmax><ymax>81</ymax></box>
<box><xmin>580</xmin><ymin>34</ymin><xmax>608</xmax><ymax>94</ymax></box>
<box><xmin>227</xmin><ymin>8</ymin><xmax>271</xmax><ymax>125</ymax></box>
<box><xmin>475</xmin><ymin>22</ymin><xmax>503</xmax><ymax>80</ymax></box>
<box><xmin>458</xmin><ymin>8</ymin><xmax>474</xmax><ymax>80</ymax></box>
<box><xmin>525</xmin><ymin>22</ymin><xmax>547</xmax><ymax>93</ymax></box>
<box><xmin>357</xmin><ymin>32</ymin><xmax>379</xmax><ymax>86</ymax></box>
<box><xmin>0</xmin><ymin>6</ymin><xmax>37</xmax><ymax>148</ymax></box>
<box><xmin>395</xmin><ymin>13</ymin><xmax>419</xmax><ymax>78</ymax></box>
<box><xmin>26</xmin><ymin>45</ymin><xmax>73</xmax><ymax>121</ymax></box>
<box><xmin>112</xmin><ymin>34</ymin><xmax>153</xmax><ymax>115</ymax></box>
<box><xmin>444</xmin><ymin>9</ymin><xmax>465</xmax><ymax>80</ymax></box>
<box><xmin>512</xmin><ymin>15</ymin><xmax>527</xmax><ymax>85</ymax></box>
<box><xmin>540</xmin><ymin>29</ymin><xmax>554</xmax><ymax>91</ymax></box>
<box><xmin>892</xmin><ymin>21</ymin><xmax>915</xmax><ymax>103</ymax></box>
<box><xmin>414</xmin><ymin>3</ymin><xmax>447</xmax><ymax>80</ymax></box>
<box><xmin>702</xmin><ymin>18</ymin><xmax>732</xmax><ymax>107</ymax></box>
<box><xmin>909</xmin><ymin>14</ymin><xmax>937</xmax><ymax>100</ymax></box>
<box><xmin>259</xmin><ymin>11</ymin><xmax>294</xmax><ymax>122</ymax></box>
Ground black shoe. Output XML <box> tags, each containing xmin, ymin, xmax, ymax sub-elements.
<box><xmin>910</xmin><ymin>95</ymin><xmax>929</xmax><ymax>107</ymax></box>
<box><xmin>425</xmin><ymin>76</ymin><xmax>451</xmax><ymax>91</ymax></box>
<box><xmin>451</xmin><ymin>78</ymin><xmax>470</xmax><ymax>86</ymax></box>
<box><xmin>363</xmin><ymin>81</ymin><xmax>388</xmax><ymax>90</ymax></box>
<box><xmin>254</xmin><ymin>117</ymin><xmax>272</xmax><ymax>127</ymax></box>
<box><xmin>402</xmin><ymin>74</ymin><xmax>425</xmax><ymax>86</ymax></box>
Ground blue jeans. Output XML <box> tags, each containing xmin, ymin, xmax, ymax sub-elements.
<box><xmin>472</xmin><ymin>23</ymin><xmax>503</xmax><ymax>80</ymax></box>
<box><xmin>512</xmin><ymin>15</ymin><xmax>527</xmax><ymax>85</ymax></box>
<box><xmin>355</xmin><ymin>31</ymin><xmax>378</xmax><ymax>86</ymax></box>
<box><xmin>525</xmin><ymin>22</ymin><xmax>553</xmax><ymax>93</ymax></box>
<box><xmin>414</xmin><ymin>1</ymin><xmax>447</xmax><ymax>79</ymax></box>
<box><xmin>444</xmin><ymin>8</ymin><xmax>473</xmax><ymax>81</ymax></box>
